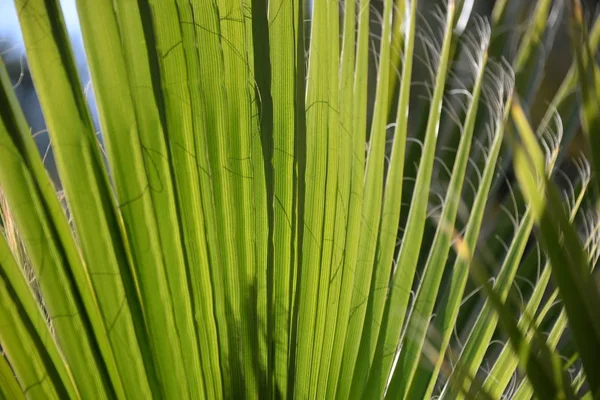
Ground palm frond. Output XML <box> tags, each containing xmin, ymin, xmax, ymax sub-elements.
<box><xmin>1</xmin><ymin>0</ymin><xmax>599</xmax><ymax>398</ymax></box>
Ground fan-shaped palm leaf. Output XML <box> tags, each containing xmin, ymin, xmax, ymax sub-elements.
<box><xmin>1</xmin><ymin>0</ymin><xmax>599</xmax><ymax>398</ymax></box>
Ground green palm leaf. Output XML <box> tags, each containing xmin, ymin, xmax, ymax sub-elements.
<box><xmin>1</xmin><ymin>0</ymin><xmax>599</xmax><ymax>398</ymax></box>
